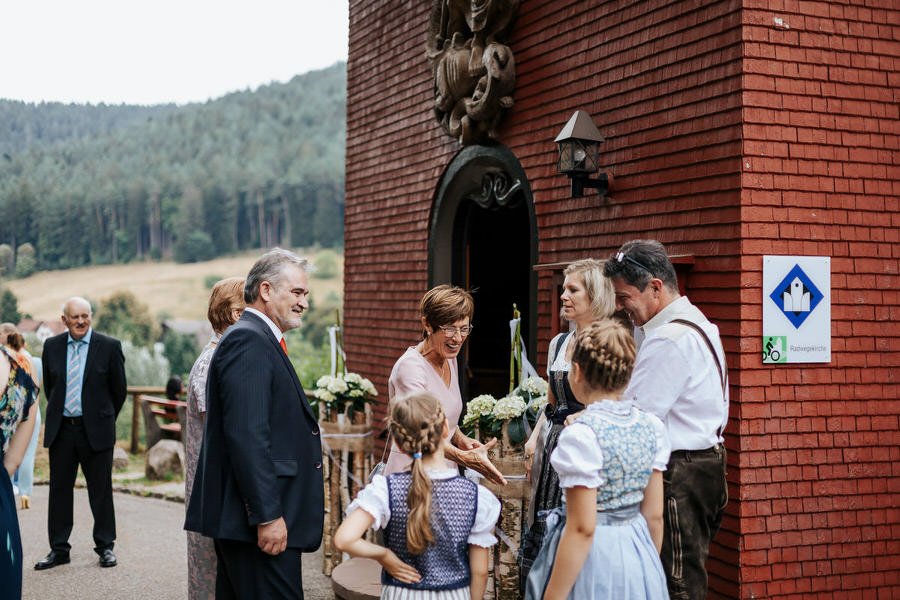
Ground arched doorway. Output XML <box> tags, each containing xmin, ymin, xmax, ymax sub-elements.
<box><xmin>429</xmin><ymin>145</ymin><xmax>537</xmax><ymax>402</ymax></box>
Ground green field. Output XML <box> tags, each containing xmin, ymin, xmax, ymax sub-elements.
<box><xmin>6</xmin><ymin>247</ymin><xmax>342</xmax><ymax>323</ymax></box>
<box><xmin>9</xmin><ymin>248</ymin><xmax>342</xmax><ymax>456</ymax></box>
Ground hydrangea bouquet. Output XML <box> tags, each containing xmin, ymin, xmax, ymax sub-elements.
<box><xmin>313</xmin><ymin>372</ymin><xmax>378</xmax><ymax>421</ymax></box>
<box><xmin>517</xmin><ymin>376</ymin><xmax>549</xmax><ymax>429</ymax></box>
<box><xmin>461</xmin><ymin>376</ymin><xmax>548</xmax><ymax>446</ymax></box>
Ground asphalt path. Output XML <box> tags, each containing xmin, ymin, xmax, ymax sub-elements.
<box><xmin>17</xmin><ymin>485</ymin><xmax>333</xmax><ymax>599</ymax></box>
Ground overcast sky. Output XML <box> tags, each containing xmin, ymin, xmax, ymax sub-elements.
<box><xmin>0</xmin><ymin>0</ymin><xmax>349</xmax><ymax>106</ymax></box>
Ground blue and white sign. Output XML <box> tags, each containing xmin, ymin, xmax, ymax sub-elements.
<box><xmin>763</xmin><ymin>256</ymin><xmax>830</xmax><ymax>363</ymax></box>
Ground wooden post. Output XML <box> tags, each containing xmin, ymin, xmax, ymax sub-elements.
<box><xmin>131</xmin><ymin>394</ymin><xmax>141</xmax><ymax>454</ymax></box>
<box><xmin>125</xmin><ymin>386</ymin><xmax>166</xmax><ymax>454</ymax></box>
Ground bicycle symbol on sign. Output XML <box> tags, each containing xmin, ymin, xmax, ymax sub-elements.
<box><xmin>762</xmin><ymin>336</ymin><xmax>786</xmax><ymax>363</ymax></box>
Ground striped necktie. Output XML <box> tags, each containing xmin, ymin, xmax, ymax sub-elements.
<box><xmin>64</xmin><ymin>341</ymin><xmax>85</xmax><ymax>416</ymax></box>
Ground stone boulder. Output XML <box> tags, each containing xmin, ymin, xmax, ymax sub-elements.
<box><xmin>113</xmin><ymin>446</ymin><xmax>130</xmax><ymax>471</ymax></box>
<box><xmin>145</xmin><ymin>439</ymin><xmax>185</xmax><ymax>480</ymax></box>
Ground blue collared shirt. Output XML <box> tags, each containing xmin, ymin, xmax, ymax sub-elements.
<box><xmin>63</xmin><ymin>328</ymin><xmax>92</xmax><ymax>417</ymax></box>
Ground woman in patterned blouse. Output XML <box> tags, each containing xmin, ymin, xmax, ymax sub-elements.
<box><xmin>1</xmin><ymin>344</ymin><xmax>39</xmax><ymax>599</ymax></box>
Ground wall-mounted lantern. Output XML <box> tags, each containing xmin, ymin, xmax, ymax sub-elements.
<box><xmin>554</xmin><ymin>110</ymin><xmax>610</xmax><ymax>199</ymax></box>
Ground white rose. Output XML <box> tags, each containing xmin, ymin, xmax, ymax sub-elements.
<box><xmin>315</xmin><ymin>389</ymin><xmax>336</xmax><ymax>403</ymax></box>
<box><xmin>327</xmin><ymin>379</ymin><xmax>349</xmax><ymax>394</ymax></box>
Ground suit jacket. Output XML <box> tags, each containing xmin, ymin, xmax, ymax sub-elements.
<box><xmin>42</xmin><ymin>330</ymin><xmax>127</xmax><ymax>452</ymax></box>
<box><xmin>185</xmin><ymin>311</ymin><xmax>324</xmax><ymax>550</ymax></box>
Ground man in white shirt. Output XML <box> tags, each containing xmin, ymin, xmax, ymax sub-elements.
<box><xmin>604</xmin><ymin>240</ymin><xmax>728</xmax><ymax>600</ymax></box>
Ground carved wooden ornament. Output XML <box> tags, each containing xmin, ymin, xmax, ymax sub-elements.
<box><xmin>427</xmin><ymin>0</ymin><xmax>520</xmax><ymax>145</ymax></box>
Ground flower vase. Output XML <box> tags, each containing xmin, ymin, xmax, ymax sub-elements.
<box><xmin>500</xmin><ymin>420</ymin><xmax>526</xmax><ymax>461</ymax></box>
<box><xmin>476</xmin><ymin>424</ymin><xmax>499</xmax><ymax>463</ymax></box>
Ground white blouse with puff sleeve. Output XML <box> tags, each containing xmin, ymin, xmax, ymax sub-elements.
<box><xmin>347</xmin><ymin>468</ymin><xmax>501</xmax><ymax>548</ymax></box>
<box><xmin>550</xmin><ymin>399</ymin><xmax>671</xmax><ymax>490</ymax></box>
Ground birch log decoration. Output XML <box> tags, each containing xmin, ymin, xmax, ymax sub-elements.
<box><xmin>479</xmin><ymin>419</ymin><xmax>530</xmax><ymax>599</ymax></box>
<box><xmin>320</xmin><ymin>403</ymin><xmax>374</xmax><ymax>575</ymax></box>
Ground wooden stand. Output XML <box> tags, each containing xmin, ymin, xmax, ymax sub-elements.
<box><xmin>479</xmin><ymin>421</ymin><xmax>530</xmax><ymax>600</ymax></box>
<box><xmin>320</xmin><ymin>405</ymin><xmax>374</xmax><ymax>576</ymax></box>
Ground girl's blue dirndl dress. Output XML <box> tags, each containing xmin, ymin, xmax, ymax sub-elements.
<box><xmin>525</xmin><ymin>400</ymin><xmax>670</xmax><ymax>600</ymax></box>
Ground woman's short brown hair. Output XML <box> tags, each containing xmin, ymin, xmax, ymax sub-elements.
<box><xmin>420</xmin><ymin>285</ymin><xmax>474</xmax><ymax>339</ymax></box>
<box><xmin>207</xmin><ymin>277</ymin><xmax>246</xmax><ymax>334</ymax></box>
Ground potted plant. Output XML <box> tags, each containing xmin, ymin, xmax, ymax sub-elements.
<box><xmin>313</xmin><ymin>372</ymin><xmax>378</xmax><ymax>424</ymax></box>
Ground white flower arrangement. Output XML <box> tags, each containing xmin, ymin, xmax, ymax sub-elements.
<box><xmin>519</xmin><ymin>376</ymin><xmax>548</xmax><ymax>396</ymax></box>
<box><xmin>529</xmin><ymin>394</ymin><xmax>549</xmax><ymax>413</ymax></box>
<box><xmin>461</xmin><ymin>378</ymin><xmax>549</xmax><ymax>445</ymax></box>
<box><xmin>462</xmin><ymin>394</ymin><xmax>496</xmax><ymax>428</ymax></box>
<box><xmin>469</xmin><ymin>394</ymin><xmax>497</xmax><ymax>417</ymax></box>
<box><xmin>491</xmin><ymin>395</ymin><xmax>527</xmax><ymax>420</ymax></box>
<box><xmin>313</xmin><ymin>372</ymin><xmax>378</xmax><ymax>419</ymax></box>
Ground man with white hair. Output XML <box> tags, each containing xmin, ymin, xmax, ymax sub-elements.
<box><xmin>36</xmin><ymin>297</ymin><xmax>126</xmax><ymax>570</ymax></box>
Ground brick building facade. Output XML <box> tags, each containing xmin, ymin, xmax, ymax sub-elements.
<box><xmin>342</xmin><ymin>1</ymin><xmax>900</xmax><ymax>597</ymax></box>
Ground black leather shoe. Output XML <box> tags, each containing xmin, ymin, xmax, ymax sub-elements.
<box><xmin>34</xmin><ymin>551</ymin><xmax>70</xmax><ymax>570</ymax></box>
<box><xmin>99</xmin><ymin>548</ymin><xmax>117</xmax><ymax>568</ymax></box>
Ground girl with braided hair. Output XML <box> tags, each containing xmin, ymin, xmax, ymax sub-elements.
<box><xmin>335</xmin><ymin>392</ymin><xmax>500</xmax><ymax>599</ymax></box>
<box><xmin>525</xmin><ymin>320</ymin><xmax>670</xmax><ymax>600</ymax></box>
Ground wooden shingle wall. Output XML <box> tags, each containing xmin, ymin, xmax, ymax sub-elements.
<box><xmin>343</xmin><ymin>1</ymin><xmax>900</xmax><ymax>597</ymax></box>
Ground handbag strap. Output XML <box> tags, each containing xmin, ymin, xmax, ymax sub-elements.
<box><xmin>670</xmin><ymin>318</ymin><xmax>728</xmax><ymax>438</ymax></box>
<box><xmin>379</xmin><ymin>428</ymin><xmax>392</xmax><ymax>463</ymax></box>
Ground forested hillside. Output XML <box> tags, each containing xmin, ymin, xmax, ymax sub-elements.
<box><xmin>0</xmin><ymin>62</ymin><xmax>346</xmax><ymax>273</ymax></box>
<box><xmin>0</xmin><ymin>101</ymin><xmax>177</xmax><ymax>155</ymax></box>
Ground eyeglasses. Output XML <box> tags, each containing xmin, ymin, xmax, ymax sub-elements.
<box><xmin>615</xmin><ymin>252</ymin><xmax>653</xmax><ymax>275</ymax></box>
<box><xmin>438</xmin><ymin>324</ymin><xmax>474</xmax><ymax>337</ymax></box>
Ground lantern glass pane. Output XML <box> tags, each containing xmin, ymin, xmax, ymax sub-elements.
<box><xmin>557</xmin><ymin>140</ymin><xmax>574</xmax><ymax>172</ymax></box>
<box><xmin>583</xmin><ymin>140</ymin><xmax>599</xmax><ymax>174</ymax></box>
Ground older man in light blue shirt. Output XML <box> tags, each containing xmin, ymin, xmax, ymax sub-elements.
<box><xmin>36</xmin><ymin>297</ymin><xmax>126</xmax><ymax>571</ymax></box>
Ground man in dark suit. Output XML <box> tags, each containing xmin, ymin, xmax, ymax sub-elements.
<box><xmin>186</xmin><ymin>248</ymin><xmax>324</xmax><ymax>599</ymax></box>
<box><xmin>35</xmin><ymin>297</ymin><xmax>127</xmax><ymax>570</ymax></box>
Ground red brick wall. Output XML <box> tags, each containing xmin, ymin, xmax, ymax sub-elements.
<box><xmin>344</xmin><ymin>0</ymin><xmax>900</xmax><ymax>597</ymax></box>
<box><xmin>503</xmin><ymin>3</ymin><xmax>745</xmax><ymax>594</ymax></box>
<box><xmin>344</xmin><ymin>0</ymin><xmax>454</xmax><ymax>412</ymax></box>
<box><xmin>739</xmin><ymin>1</ymin><xmax>900</xmax><ymax>598</ymax></box>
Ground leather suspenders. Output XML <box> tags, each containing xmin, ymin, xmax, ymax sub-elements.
<box><xmin>670</xmin><ymin>318</ymin><xmax>728</xmax><ymax>438</ymax></box>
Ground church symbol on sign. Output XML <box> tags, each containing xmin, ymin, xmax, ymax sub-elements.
<box><xmin>769</xmin><ymin>264</ymin><xmax>823</xmax><ymax>329</ymax></box>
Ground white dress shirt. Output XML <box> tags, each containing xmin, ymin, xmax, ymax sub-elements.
<box><xmin>243</xmin><ymin>307</ymin><xmax>284</xmax><ymax>344</ymax></box>
<box><xmin>625</xmin><ymin>296</ymin><xmax>729</xmax><ymax>451</ymax></box>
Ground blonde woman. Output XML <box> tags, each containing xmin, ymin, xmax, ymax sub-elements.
<box><xmin>519</xmin><ymin>259</ymin><xmax>615</xmax><ymax>585</ymax></box>
<box><xmin>0</xmin><ymin>342</ymin><xmax>39</xmax><ymax>598</ymax></box>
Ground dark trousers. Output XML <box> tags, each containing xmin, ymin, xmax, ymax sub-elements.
<box><xmin>47</xmin><ymin>418</ymin><xmax>116</xmax><ymax>554</ymax></box>
<box><xmin>214</xmin><ymin>538</ymin><xmax>303</xmax><ymax>600</ymax></box>
<box><xmin>662</xmin><ymin>444</ymin><xmax>727</xmax><ymax>600</ymax></box>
